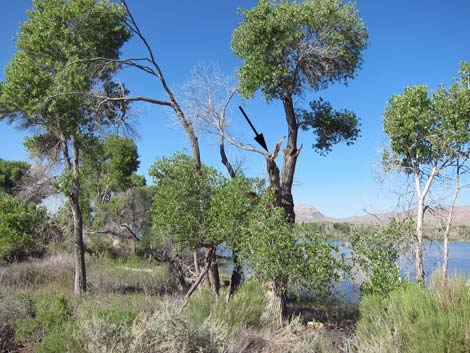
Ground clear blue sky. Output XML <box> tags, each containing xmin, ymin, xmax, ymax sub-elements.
<box><xmin>1</xmin><ymin>0</ymin><xmax>470</xmax><ymax>218</ymax></box>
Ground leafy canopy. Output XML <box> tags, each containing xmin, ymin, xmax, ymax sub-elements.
<box><xmin>149</xmin><ymin>152</ymin><xmax>221</xmax><ymax>251</ymax></box>
<box><xmin>0</xmin><ymin>194</ymin><xmax>47</xmax><ymax>262</ymax></box>
<box><xmin>239</xmin><ymin>197</ymin><xmax>348</xmax><ymax>294</ymax></box>
<box><xmin>383</xmin><ymin>63</ymin><xmax>470</xmax><ymax>173</ymax></box>
<box><xmin>231</xmin><ymin>0</ymin><xmax>368</xmax><ymax>100</ymax></box>
<box><xmin>0</xmin><ymin>0</ymin><xmax>130</xmax><ymax>160</ymax></box>
<box><xmin>0</xmin><ymin>158</ymin><xmax>30</xmax><ymax>195</ymax></box>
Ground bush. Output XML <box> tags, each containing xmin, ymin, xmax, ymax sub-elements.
<box><xmin>355</xmin><ymin>278</ymin><xmax>470</xmax><ymax>353</ymax></box>
<box><xmin>187</xmin><ymin>280</ymin><xmax>266</xmax><ymax>332</ymax></box>
<box><xmin>14</xmin><ymin>293</ymin><xmax>82</xmax><ymax>353</ymax></box>
<box><xmin>0</xmin><ymin>194</ymin><xmax>48</xmax><ymax>262</ymax></box>
<box><xmin>85</xmin><ymin>234</ymin><xmax>119</xmax><ymax>259</ymax></box>
<box><xmin>0</xmin><ymin>254</ymin><xmax>74</xmax><ymax>290</ymax></box>
<box><xmin>349</xmin><ymin>218</ymin><xmax>412</xmax><ymax>296</ymax></box>
<box><xmin>78</xmin><ymin>300</ymin><xmax>227</xmax><ymax>353</ymax></box>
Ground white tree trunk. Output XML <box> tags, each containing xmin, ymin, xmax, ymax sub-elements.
<box><xmin>415</xmin><ymin>196</ymin><xmax>425</xmax><ymax>284</ymax></box>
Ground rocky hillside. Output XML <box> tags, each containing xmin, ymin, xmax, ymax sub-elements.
<box><xmin>295</xmin><ymin>204</ymin><xmax>470</xmax><ymax>226</ymax></box>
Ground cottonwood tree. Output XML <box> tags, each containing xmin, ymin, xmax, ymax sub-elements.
<box><xmin>81</xmin><ymin>135</ymin><xmax>143</xmax><ymax>207</ymax></box>
<box><xmin>207</xmin><ymin>175</ymin><xmax>260</xmax><ymax>301</ymax></box>
<box><xmin>0</xmin><ymin>159</ymin><xmax>30</xmax><ymax>195</ymax></box>
<box><xmin>239</xmin><ymin>195</ymin><xmax>347</xmax><ymax>320</ymax></box>
<box><xmin>179</xmin><ymin>64</ymin><xmax>249</xmax><ymax>298</ymax></box>
<box><xmin>0</xmin><ymin>0</ymin><xmax>130</xmax><ymax>294</ymax></box>
<box><xmin>149</xmin><ymin>152</ymin><xmax>222</xmax><ymax>294</ymax></box>
<box><xmin>383</xmin><ymin>64</ymin><xmax>470</xmax><ymax>283</ymax></box>
<box><xmin>231</xmin><ymin>0</ymin><xmax>368</xmax><ymax>221</ymax></box>
<box><xmin>83</xmin><ymin>2</ymin><xmax>224</xmax><ymax>292</ymax></box>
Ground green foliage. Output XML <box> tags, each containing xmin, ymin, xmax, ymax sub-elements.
<box><xmin>349</xmin><ymin>219</ymin><xmax>413</xmax><ymax>296</ymax></box>
<box><xmin>355</xmin><ymin>279</ymin><xmax>470</xmax><ymax>353</ymax></box>
<box><xmin>86</xmin><ymin>235</ymin><xmax>118</xmax><ymax>259</ymax></box>
<box><xmin>187</xmin><ymin>280</ymin><xmax>266</xmax><ymax>332</ymax></box>
<box><xmin>207</xmin><ymin>174</ymin><xmax>258</xmax><ymax>248</ymax></box>
<box><xmin>0</xmin><ymin>194</ymin><xmax>47</xmax><ymax>262</ymax></box>
<box><xmin>231</xmin><ymin>0</ymin><xmax>368</xmax><ymax>100</ymax></box>
<box><xmin>14</xmin><ymin>293</ymin><xmax>82</xmax><ymax>353</ymax></box>
<box><xmin>92</xmin><ymin>186</ymin><xmax>153</xmax><ymax>242</ymax></box>
<box><xmin>148</xmin><ymin>152</ymin><xmax>221</xmax><ymax>251</ymax></box>
<box><xmin>383</xmin><ymin>63</ymin><xmax>470</xmax><ymax>174</ymax></box>
<box><xmin>299</xmin><ymin>98</ymin><xmax>360</xmax><ymax>155</ymax></box>
<box><xmin>240</xmin><ymin>199</ymin><xmax>347</xmax><ymax>295</ymax></box>
<box><xmin>0</xmin><ymin>0</ymin><xmax>130</xmax><ymax>129</ymax></box>
<box><xmin>0</xmin><ymin>158</ymin><xmax>30</xmax><ymax>195</ymax></box>
<box><xmin>82</xmin><ymin>135</ymin><xmax>142</xmax><ymax>197</ymax></box>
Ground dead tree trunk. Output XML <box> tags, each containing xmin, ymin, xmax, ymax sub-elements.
<box><xmin>181</xmin><ymin>247</ymin><xmax>214</xmax><ymax>310</ymax></box>
<box><xmin>208</xmin><ymin>246</ymin><xmax>220</xmax><ymax>297</ymax></box>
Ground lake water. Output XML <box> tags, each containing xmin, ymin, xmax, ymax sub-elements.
<box><xmin>219</xmin><ymin>241</ymin><xmax>470</xmax><ymax>300</ymax></box>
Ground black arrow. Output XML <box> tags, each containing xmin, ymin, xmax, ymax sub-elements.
<box><xmin>238</xmin><ymin>106</ymin><xmax>268</xmax><ymax>152</ymax></box>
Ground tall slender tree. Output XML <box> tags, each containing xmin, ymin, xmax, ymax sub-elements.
<box><xmin>0</xmin><ymin>0</ymin><xmax>130</xmax><ymax>294</ymax></box>
<box><xmin>383</xmin><ymin>63</ymin><xmax>470</xmax><ymax>283</ymax></box>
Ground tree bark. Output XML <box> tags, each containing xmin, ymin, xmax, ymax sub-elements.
<box><xmin>415</xmin><ymin>196</ymin><xmax>425</xmax><ymax>285</ymax></box>
<box><xmin>219</xmin><ymin>133</ymin><xmax>244</xmax><ymax>300</ymax></box>
<box><xmin>265</xmin><ymin>279</ymin><xmax>287</xmax><ymax>322</ymax></box>
<box><xmin>208</xmin><ymin>246</ymin><xmax>220</xmax><ymax>297</ymax></box>
<box><xmin>67</xmin><ymin>137</ymin><xmax>87</xmax><ymax>295</ymax></box>
<box><xmin>442</xmin><ymin>162</ymin><xmax>461</xmax><ymax>284</ymax></box>
<box><xmin>226</xmin><ymin>252</ymin><xmax>242</xmax><ymax>302</ymax></box>
<box><xmin>181</xmin><ymin>247</ymin><xmax>214</xmax><ymax>311</ymax></box>
<box><xmin>280</xmin><ymin>96</ymin><xmax>300</xmax><ymax>222</ymax></box>
<box><xmin>414</xmin><ymin>167</ymin><xmax>437</xmax><ymax>285</ymax></box>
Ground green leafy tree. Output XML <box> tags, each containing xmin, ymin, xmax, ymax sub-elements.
<box><xmin>231</xmin><ymin>0</ymin><xmax>368</xmax><ymax>221</ymax></box>
<box><xmin>383</xmin><ymin>64</ymin><xmax>470</xmax><ymax>283</ymax></box>
<box><xmin>81</xmin><ymin>135</ymin><xmax>143</xmax><ymax>207</ymax></box>
<box><xmin>239</xmin><ymin>196</ymin><xmax>347</xmax><ymax>320</ymax></box>
<box><xmin>149</xmin><ymin>152</ymin><xmax>222</xmax><ymax>293</ymax></box>
<box><xmin>0</xmin><ymin>194</ymin><xmax>47</xmax><ymax>262</ymax></box>
<box><xmin>207</xmin><ymin>175</ymin><xmax>260</xmax><ymax>299</ymax></box>
<box><xmin>0</xmin><ymin>0</ymin><xmax>130</xmax><ymax>294</ymax></box>
<box><xmin>0</xmin><ymin>158</ymin><xmax>30</xmax><ymax>195</ymax></box>
<box><xmin>349</xmin><ymin>218</ymin><xmax>413</xmax><ymax>296</ymax></box>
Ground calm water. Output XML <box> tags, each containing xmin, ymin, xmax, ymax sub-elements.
<box><xmin>219</xmin><ymin>241</ymin><xmax>470</xmax><ymax>300</ymax></box>
<box><xmin>335</xmin><ymin>241</ymin><xmax>470</xmax><ymax>301</ymax></box>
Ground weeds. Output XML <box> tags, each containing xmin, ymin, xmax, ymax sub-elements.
<box><xmin>354</xmin><ymin>278</ymin><xmax>470</xmax><ymax>353</ymax></box>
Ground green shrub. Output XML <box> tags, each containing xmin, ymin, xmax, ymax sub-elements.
<box><xmin>349</xmin><ymin>218</ymin><xmax>412</xmax><ymax>296</ymax></box>
<box><xmin>85</xmin><ymin>234</ymin><xmax>118</xmax><ymax>259</ymax></box>
<box><xmin>14</xmin><ymin>293</ymin><xmax>82</xmax><ymax>352</ymax></box>
<box><xmin>0</xmin><ymin>194</ymin><xmax>47</xmax><ymax>262</ymax></box>
<box><xmin>355</xmin><ymin>279</ymin><xmax>470</xmax><ymax>353</ymax></box>
<box><xmin>187</xmin><ymin>280</ymin><xmax>266</xmax><ymax>332</ymax></box>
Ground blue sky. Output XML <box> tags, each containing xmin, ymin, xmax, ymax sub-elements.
<box><xmin>1</xmin><ymin>0</ymin><xmax>470</xmax><ymax>218</ymax></box>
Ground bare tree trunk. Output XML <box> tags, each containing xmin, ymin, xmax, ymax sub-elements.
<box><xmin>280</xmin><ymin>96</ymin><xmax>301</xmax><ymax>222</ymax></box>
<box><xmin>415</xmin><ymin>196</ymin><xmax>425</xmax><ymax>285</ymax></box>
<box><xmin>265</xmin><ymin>279</ymin><xmax>287</xmax><ymax>322</ymax></box>
<box><xmin>193</xmin><ymin>250</ymin><xmax>200</xmax><ymax>274</ymax></box>
<box><xmin>226</xmin><ymin>252</ymin><xmax>242</xmax><ymax>302</ymax></box>
<box><xmin>443</xmin><ymin>162</ymin><xmax>461</xmax><ymax>284</ymax></box>
<box><xmin>208</xmin><ymin>246</ymin><xmax>220</xmax><ymax>297</ymax></box>
<box><xmin>219</xmin><ymin>133</ymin><xmax>244</xmax><ymax>300</ymax></box>
<box><xmin>414</xmin><ymin>167</ymin><xmax>438</xmax><ymax>285</ymax></box>
<box><xmin>67</xmin><ymin>137</ymin><xmax>87</xmax><ymax>295</ymax></box>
